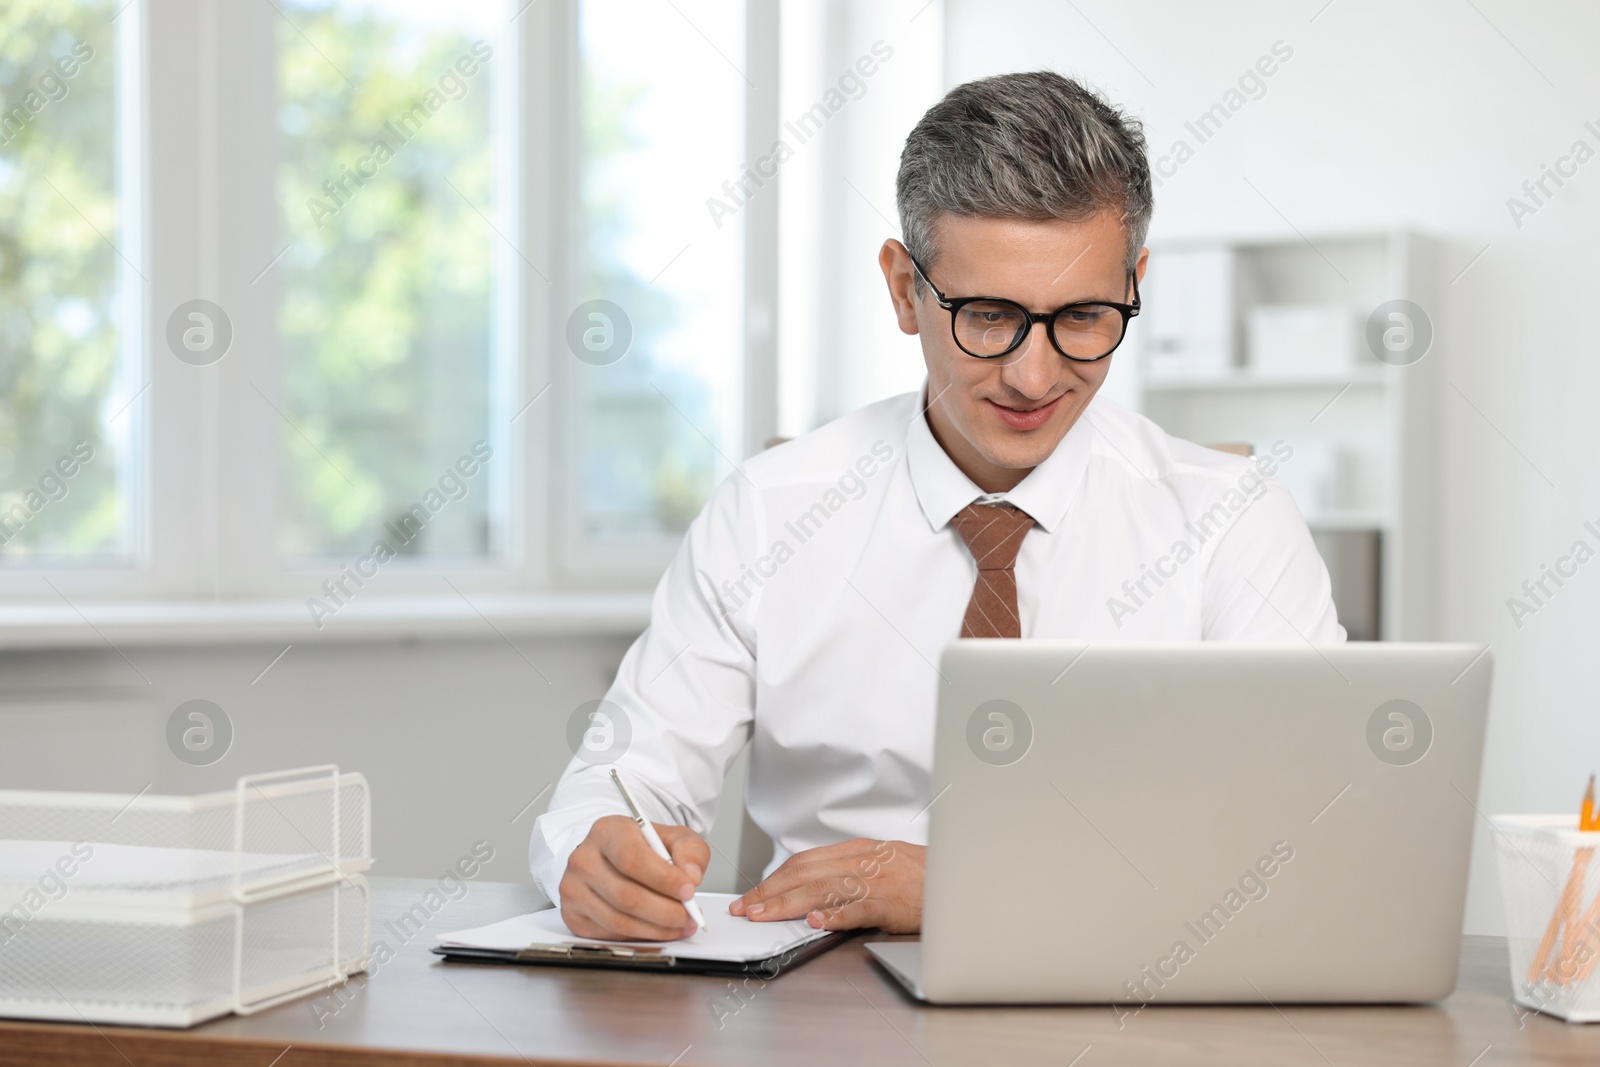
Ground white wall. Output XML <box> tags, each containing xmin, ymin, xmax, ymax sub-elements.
<box><xmin>942</xmin><ymin>0</ymin><xmax>1600</xmax><ymax>934</ymax></box>
<box><xmin>0</xmin><ymin>634</ymin><xmax>756</xmax><ymax>903</ymax></box>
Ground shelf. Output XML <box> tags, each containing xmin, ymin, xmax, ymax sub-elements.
<box><xmin>1134</xmin><ymin>231</ymin><xmax>1437</xmax><ymax>640</ymax></box>
<box><xmin>1143</xmin><ymin>368</ymin><xmax>1388</xmax><ymax>392</ymax></box>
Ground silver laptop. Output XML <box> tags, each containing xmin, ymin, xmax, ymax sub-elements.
<box><xmin>868</xmin><ymin>641</ymin><xmax>1492</xmax><ymax>1005</ymax></box>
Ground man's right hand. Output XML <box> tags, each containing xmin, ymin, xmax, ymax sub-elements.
<box><xmin>558</xmin><ymin>814</ymin><xmax>709</xmax><ymax>941</ymax></box>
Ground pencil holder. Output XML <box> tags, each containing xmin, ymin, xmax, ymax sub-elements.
<box><xmin>1492</xmin><ymin>814</ymin><xmax>1600</xmax><ymax>1023</ymax></box>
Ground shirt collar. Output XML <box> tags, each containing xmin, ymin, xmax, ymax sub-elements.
<box><xmin>905</xmin><ymin>384</ymin><xmax>1095</xmax><ymax>535</ymax></box>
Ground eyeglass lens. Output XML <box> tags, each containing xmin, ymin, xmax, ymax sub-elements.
<box><xmin>952</xmin><ymin>300</ymin><xmax>1126</xmax><ymax>359</ymax></box>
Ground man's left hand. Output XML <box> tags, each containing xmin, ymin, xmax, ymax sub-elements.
<box><xmin>728</xmin><ymin>838</ymin><xmax>925</xmax><ymax>933</ymax></box>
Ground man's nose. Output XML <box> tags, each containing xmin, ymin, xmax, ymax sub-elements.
<box><xmin>997</xmin><ymin>321</ymin><xmax>1058</xmax><ymax>400</ymax></box>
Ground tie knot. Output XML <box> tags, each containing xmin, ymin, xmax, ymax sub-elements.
<box><xmin>950</xmin><ymin>502</ymin><xmax>1035</xmax><ymax>571</ymax></box>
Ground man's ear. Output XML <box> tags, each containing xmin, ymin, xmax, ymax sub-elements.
<box><xmin>879</xmin><ymin>239</ymin><xmax>921</xmax><ymax>337</ymax></box>
<box><xmin>1134</xmin><ymin>245</ymin><xmax>1149</xmax><ymax>285</ymax></box>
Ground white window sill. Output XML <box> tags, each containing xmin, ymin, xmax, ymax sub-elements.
<box><xmin>0</xmin><ymin>593</ymin><xmax>654</xmax><ymax>650</ymax></box>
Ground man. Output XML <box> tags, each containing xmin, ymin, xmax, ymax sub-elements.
<box><xmin>531</xmin><ymin>71</ymin><xmax>1343</xmax><ymax>941</ymax></box>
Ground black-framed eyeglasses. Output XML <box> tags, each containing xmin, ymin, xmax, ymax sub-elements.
<box><xmin>909</xmin><ymin>254</ymin><xmax>1140</xmax><ymax>362</ymax></box>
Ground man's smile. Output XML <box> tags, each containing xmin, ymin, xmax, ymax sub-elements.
<box><xmin>986</xmin><ymin>392</ymin><xmax>1064</xmax><ymax>431</ymax></box>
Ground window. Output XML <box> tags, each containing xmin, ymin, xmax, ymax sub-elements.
<box><xmin>0</xmin><ymin>0</ymin><xmax>781</xmax><ymax>602</ymax></box>
<box><xmin>569</xmin><ymin>0</ymin><xmax>747</xmax><ymax>549</ymax></box>
<box><xmin>0</xmin><ymin>0</ymin><xmax>138</xmax><ymax>563</ymax></box>
<box><xmin>275</xmin><ymin>1</ymin><xmax>501</xmax><ymax>561</ymax></box>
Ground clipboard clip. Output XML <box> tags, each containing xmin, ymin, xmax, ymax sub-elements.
<box><xmin>515</xmin><ymin>943</ymin><xmax>677</xmax><ymax>967</ymax></box>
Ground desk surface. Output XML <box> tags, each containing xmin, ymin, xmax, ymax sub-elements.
<box><xmin>3</xmin><ymin>877</ymin><xmax>1597</xmax><ymax>1067</ymax></box>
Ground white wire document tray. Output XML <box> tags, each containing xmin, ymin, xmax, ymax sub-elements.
<box><xmin>0</xmin><ymin>765</ymin><xmax>373</xmax><ymax>1028</ymax></box>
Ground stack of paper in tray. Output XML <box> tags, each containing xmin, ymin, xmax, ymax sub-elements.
<box><xmin>0</xmin><ymin>768</ymin><xmax>372</xmax><ymax>1027</ymax></box>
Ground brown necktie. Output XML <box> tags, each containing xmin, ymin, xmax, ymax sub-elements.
<box><xmin>950</xmin><ymin>502</ymin><xmax>1036</xmax><ymax>639</ymax></box>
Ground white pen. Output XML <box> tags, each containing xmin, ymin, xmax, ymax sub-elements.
<box><xmin>609</xmin><ymin>769</ymin><xmax>707</xmax><ymax>933</ymax></box>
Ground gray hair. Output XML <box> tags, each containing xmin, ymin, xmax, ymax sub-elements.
<box><xmin>896</xmin><ymin>71</ymin><xmax>1153</xmax><ymax>277</ymax></box>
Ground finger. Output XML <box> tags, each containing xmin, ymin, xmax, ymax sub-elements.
<box><xmin>561</xmin><ymin>832</ymin><xmax>697</xmax><ymax>940</ymax></box>
<box><xmin>600</xmin><ymin>824</ymin><xmax>699</xmax><ymax>903</ymax></box>
<box><xmin>746</xmin><ymin>878</ymin><xmax>855</xmax><ymax>922</ymax></box>
<box><xmin>807</xmin><ymin>897</ymin><xmax>884</xmax><ymax>932</ymax></box>
<box><xmin>736</xmin><ymin>840</ymin><xmax>868</xmax><ymax>913</ymax></box>
<box><xmin>656</xmin><ymin>824</ymin><xmax>710</xmax><ymax>885</ymax></box>
<box><xmin>564</xmin><ymin>877</ymin><xmax>694</xmax><ymax>942</ymax></box>
<box><xmin>591</xmin><ymin>852</ymin><xmax>699</xmax><ymax>934</ymax></box>
<box><xmin>732</xmin><ymin>856</ymin><xmax>812</xmax><ymax>915</ymax></box>
<box><xmin>736</xmin><ymin>844</ymin><xmax>842</xmax><ymax>907</ymax></box>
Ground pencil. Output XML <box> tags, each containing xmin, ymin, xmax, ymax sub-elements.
<box><xmin>1552</xmin><ymin>777</ymin><xmax>1600</xmax><ymax>983</ymax></box>
<box><xmin>1528</xmin><ymin>776</ymin><xmax>1595</xmax><ymax>984</ymax></box>
<box><xmin>1569</xmin><ymin>886</ymin><xmax>1600</xmax><ymax>982</ymax></box>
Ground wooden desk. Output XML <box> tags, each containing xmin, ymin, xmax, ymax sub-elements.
<box><xmin>3</xmin><ymin>877</ymin><xmax>1597</xmax><ymax>1066</ymax></box>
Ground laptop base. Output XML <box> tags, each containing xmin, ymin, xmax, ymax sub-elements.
<box><xmin>865</xmin><ymin>941</ymin><xmax>927</xmax><ymax>1001</ymax></box>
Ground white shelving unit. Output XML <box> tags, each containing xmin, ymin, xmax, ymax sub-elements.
<box><xmin>1123</xmin><ymin>231</ymin><xmax>1440</xmax><ymax>641</ymax></box>
<box><xmin>1143</xmin><ymin>368</ymin><xmax>1390</xmax><ymax>392</ymax></box>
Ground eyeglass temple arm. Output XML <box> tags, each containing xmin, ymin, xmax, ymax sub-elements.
<box><xmin>907</xmin><ymin>254</ymin><xmax>954</xmax><ymax>308</ymax></box>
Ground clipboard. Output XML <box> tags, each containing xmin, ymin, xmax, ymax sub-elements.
<box><xmin>432</xmin><ymin>892</ymin><xmax>856</xmax><ymax>978</ymax></box>
<box><xmin>431</xmin><ymin>929</ymin><xmax>855</xmax><ymax>977</ymax></box>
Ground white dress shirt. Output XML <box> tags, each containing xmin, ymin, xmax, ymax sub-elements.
<box><xmin>529</xmin><ymin>388</ymin><xmax>1344</xmax><ymax>902</ymax></box>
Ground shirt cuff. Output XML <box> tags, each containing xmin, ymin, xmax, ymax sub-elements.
<box><xmin>527</xmin><ymin>800</ymin><xmax>625</xmax><ymax>907</ymax></box>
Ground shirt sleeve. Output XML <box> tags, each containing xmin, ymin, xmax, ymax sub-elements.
<box><xmin>1200</xmin><ymin>476</ymin><xmax>1347</xmax><ymax>642</ymax></box>
<box><xmin>528</xmin><ymin>474</ymin><xmax>759</xmax><ymax>905</ymax></box>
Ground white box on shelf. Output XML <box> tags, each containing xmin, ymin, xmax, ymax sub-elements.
<box><xmin>1246</xmin><ymin>303</ymin><xmax>1357</xmax><ymax>377</ymax></box>
<box><xmin>1138</xmin><ymin>246</ymin><xmax>1237</xmax><ymax>378</ymax></box>
<box><xmin>1272</xmin><ymin>440</ymin><xmax>1351</xmax><ymax>518</ymax></box>
<box><xmin>0</xmin><ymin>766</ymin><xmax>372</xmax><ymax>1028</ymax></box>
